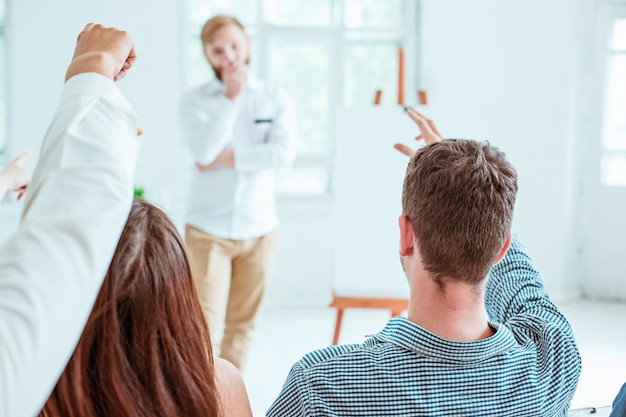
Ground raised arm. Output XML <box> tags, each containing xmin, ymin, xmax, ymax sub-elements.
<box><xmin>0</xmin><ymin>23</ymin><xmax>140</xmax><ymax>417</ymax></box>
<box><xmin>485</xmin><ymin>234</ymin><xmax>572</xmax><ymax>333</ymax></box>
<box><xmin>485</xmin><ymin>234</ymin><xmax>581</xmax><ymax>413</ymax></box>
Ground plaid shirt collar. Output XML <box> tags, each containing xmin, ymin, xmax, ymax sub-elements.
<box><xmin>368</xmin><ymin>316</ymin><xmax>519</xmax><ymax>362</ymax></box>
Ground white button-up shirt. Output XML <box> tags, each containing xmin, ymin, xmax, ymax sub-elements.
<box><xmin>180</xmin><ymin>76</ymin><xmax>297</xmax><ymax>240</ymax></box>
<box><xmin>0</xmin><ymin>73</ymin><xmax>140</xmax><ymax>417</ymax></box>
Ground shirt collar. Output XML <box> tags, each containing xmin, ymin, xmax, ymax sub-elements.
<box><xmin>368</xmin><ymin>316</ymin><xmax>518</xmax><ymax>362</ymax></box>
<box><xmin>204</xmin><ymin>73</ymin><xmax>260</xmax><ymax>95</ymax></box>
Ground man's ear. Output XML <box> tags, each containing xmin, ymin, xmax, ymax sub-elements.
<box><xmin>399</xmin><ymin>215</ymin><xmax>414</xmax><ymax>257</ymax></box>
<box><xmin>493</xmin><ymin>232</ymin><xmax>512</xmax><ymax>265</ymax></box>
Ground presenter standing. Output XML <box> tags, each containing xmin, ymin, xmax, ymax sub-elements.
<box><xmin>180</xmin><ymin>15</ymin><xmax>297</xmax><ymax>370</ymax></box>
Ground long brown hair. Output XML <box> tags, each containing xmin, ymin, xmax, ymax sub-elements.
<box><xmin>40</xmin><ymin>198</ymin><xmax>221</xmax><ymax>417</ymax></box>
<box><xmin>402</xmin><ymin>139</ymin><xmax>518</xmax><ymax>287</ymax></box>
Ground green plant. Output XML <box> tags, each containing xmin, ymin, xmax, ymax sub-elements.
<box><xmin>134</xmin><ymin>186</ymin><xmax>145</xmax><ymax>199</ymax></box>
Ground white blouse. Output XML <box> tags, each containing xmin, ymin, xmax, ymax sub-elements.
<box><xmin>0</xmin><ymin>73</ymin><xmax>140</xmax><ymax>417</ymax></box>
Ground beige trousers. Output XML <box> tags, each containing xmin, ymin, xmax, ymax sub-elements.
<box><xmin>185</xmin><ymin>225</ymin><xmax>278</xmax><ymax>370</ymax></box>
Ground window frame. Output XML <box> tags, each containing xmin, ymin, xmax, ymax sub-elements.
<box><xmin>597</xmin><ymin>2</ymin><xmax>626</xmax><ymax>187</ymax></box>
<box><xmin>183</xmin><ymin>0</ymin><xmax>421</xmax><ymax>198</ymax></box>
<box><xmin>0</xmin><ymin>0</ymin><xmax>8</xmax><ymax>160</ymax></box>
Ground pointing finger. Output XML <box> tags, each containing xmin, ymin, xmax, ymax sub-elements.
<box><xmin>9</xmin><ymin>151</ymin><xmax>31</xmax><ymax>167</ymax></box>
<box><xmin>394</xmin><ymin>143</ymin><xmax>416</xmax><ymax>158</ymax></box>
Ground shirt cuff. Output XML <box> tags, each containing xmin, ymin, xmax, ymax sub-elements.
<box><xmin>62</xmin><ymin>73</ymin><xmax>134</xmax><ymax>114</ymax></box>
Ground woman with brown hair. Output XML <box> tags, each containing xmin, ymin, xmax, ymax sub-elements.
<box><xmin>39</xmin><ymin>198</ymin><xmax>252</xmax><ymax>417</ymax></box>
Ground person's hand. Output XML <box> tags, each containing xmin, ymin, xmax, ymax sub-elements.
<box><xmin>0</xmin><ymin>152</ymin><xmax>31</xmax><ymax>200</ymax></box>
<box><xmin>196</xmin><ymin>148</ymin><xmax>235</xmax><ymax>172</ymax></box>
<box><xmin>222</xmin><ymin>63</ymin><xmax>248</xmax><ymax>100</ymax></box>
<box><xmin>65</xmin><ymin>23</ymin><xmax>137</xmax><ymax>82</ymax></box>
<box><xmin>394</xmin><ymin>108</ymin><xmax>445</xmax><ymax>157</ymax></box>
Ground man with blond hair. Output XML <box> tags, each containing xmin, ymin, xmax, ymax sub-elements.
<box><xmin>180</xmin><ymin>15</ymin><xmax>297</xmax><ymax>370</ymax></box>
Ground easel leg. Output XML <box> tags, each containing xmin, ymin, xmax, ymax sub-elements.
<box><xmin>332</xmin><ymin>308</ymin><xmax>344</xmax><ymax>345</ymax></box>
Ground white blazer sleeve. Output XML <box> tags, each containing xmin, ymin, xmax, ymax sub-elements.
<box><xmin>0</xmin><ymin>73</ymin><xmax>140</xmax><ymax>417</ymax></box>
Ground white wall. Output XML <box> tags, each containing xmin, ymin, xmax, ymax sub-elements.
<box><xmin>417</xmin><ymin>0</ymin><xmax>589</xmax><ymax>301</ymax></box>
<box><xmin>270</xmin><ymin>0</ymin><xmax>592</xmax><ymax>305</ymax></box>
<box><xmin>267</xmin><ymin>199</ymin><xmax>334</xmax><ymax>306</ymax></box>
<box><xmin>577</xmin><ymin>1</ymin><xmax>626</xmax><ymax>301</ymax></box>
<box><xmin>6</xmin><ymin>0</ymin><xmax>186</xmax><ymax>218</ymax></box>
<box><xmin>1</xmin><ymin>0</ymin><xmax>611</xmax><ymax>306</ymax></box>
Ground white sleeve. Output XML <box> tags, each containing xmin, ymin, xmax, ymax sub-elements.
<box><xmin>180</xmin><ymin>90</ymin><xmax>239</xmax><ymax>165</ymax></box>
<box><xmin>234</xmin><ymin>89</ymin><xmax>298</xmax><ymax>172</ymax></box>
<box><xmin>0</xmin><ymin>72</ymin><xmax>140</xmax><ymax>417</ymax></box>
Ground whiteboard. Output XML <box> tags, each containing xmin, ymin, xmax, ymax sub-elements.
<box><xmin>332</xmin><ymin>106</ymin><xmax>464</xmax><ymax>298</ymax></box>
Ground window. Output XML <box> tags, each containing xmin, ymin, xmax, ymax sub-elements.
<box><xmin>185</xmin><ymin>0</ymin><xmax>419</xmax><ymax>196</ymax></box>
<box><xmin>0</xmin><ymin>0</ymin><xmax>7</xmax><ymax>157</ymax></box>
<box><xmin>601</xmin><ymin>17</ymin><xmax>626</xmax><ymax>186</ymax></box>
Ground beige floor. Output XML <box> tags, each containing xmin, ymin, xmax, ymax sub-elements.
<box><xmin>242</xmin><ymin>299</ymin><xmax>626</xmax><ymax>416</ymax></box>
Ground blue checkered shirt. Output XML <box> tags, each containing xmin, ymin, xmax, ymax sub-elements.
<box><xmin>266</xmin><ymin>235</ymin><xmax>581</xmax><ymax>416</ymax></box>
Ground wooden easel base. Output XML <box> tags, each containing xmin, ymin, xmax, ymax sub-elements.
<box><xmin>330</xmin><ymin>292</ymin><xmax>409</xmax><ymax>345</ymax></box>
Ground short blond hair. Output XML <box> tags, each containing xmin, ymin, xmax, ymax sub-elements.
<box><xmin>200</xmin><ymin>15</ymin><xmax>245</xmax><ymax>45</ymax></box>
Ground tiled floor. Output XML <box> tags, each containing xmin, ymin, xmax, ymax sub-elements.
<box><xmin>242</xmin><ymin>299</ymin><xmax>626</xmax><ymax>416</ymax></box>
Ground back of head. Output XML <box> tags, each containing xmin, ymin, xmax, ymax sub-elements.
<box><xmin>40</xmin><ymin>198</ymin><xmax>220</xmax><ymax>417</ymax></box>
<box><xmin>201</xmin><ymin>15</ymin><xmax>245</xmax><ymax>45</ymax></box>
<box><xmin>402</xmin><ymin>139</ymin><xmax>518</xmax><ymax>287</ymax></box>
